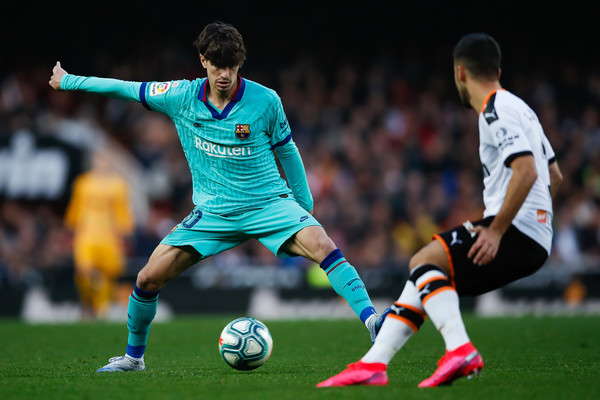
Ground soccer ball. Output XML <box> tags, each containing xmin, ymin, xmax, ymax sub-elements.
<box><xmin>218</xmin><ymin>317</ymin><xmax>273</xmax><ymax>370</ymax></box>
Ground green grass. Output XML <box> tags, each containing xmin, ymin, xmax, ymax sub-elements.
<box><xmin>1</xmin><ymin>315</ymin><xmax>599</xmax><ymax>400</ymax></box>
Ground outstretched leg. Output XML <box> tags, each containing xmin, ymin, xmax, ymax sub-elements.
<box><xmin>97</xmin><ymin>244</ymin><xmax>200</xmax><ymax>372</ymax></box>
<box><xmin>284</xmin><ymin>226</ymin><xmax>385</xmax><ymax>341</ymax></box>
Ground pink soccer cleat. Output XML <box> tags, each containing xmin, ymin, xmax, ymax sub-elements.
<box><xmin>418</xmin><ymin>342</ymin><xmax>483</xmax><ymax>388</ymax></box>
<box><xmin>316</xmin><ymin>361</ymin><xmax>388</xmax><ymax>387</ymax></box>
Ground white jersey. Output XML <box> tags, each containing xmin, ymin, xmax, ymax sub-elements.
<box><xmin>478</xmin><ymin>89</ymin><xmax>555</xmax><ymax>254</ymax></box>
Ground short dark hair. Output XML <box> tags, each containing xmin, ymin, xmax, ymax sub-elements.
<box><xmin>453</xmin><ymin>33</ymin><xmax>501</xmax><ymax>80</ymax></box>
<box><xmin>193</xmin><ymin>21</ymin><xmax>246</xmax><ymax>68</ymax></box>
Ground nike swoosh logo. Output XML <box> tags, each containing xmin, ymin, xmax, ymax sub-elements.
<box><xmin>346</xmin><ymin>278</ymin><xmax>360</xmax><ymax>287</ymax></box>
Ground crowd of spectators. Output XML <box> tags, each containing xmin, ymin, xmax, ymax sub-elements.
<box><xmin>1</xmin><ymin>41</ymin><xmax>600</xmax><ymax>299</ymax></box>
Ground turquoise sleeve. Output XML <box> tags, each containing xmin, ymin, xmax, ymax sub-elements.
<box><xmin>275</xmin><ymin>140</ymin><xmax>314</xmax><ymax>212</ymax></box>
<box><xmin>60</xmin><ymin>74</ymin><xmax>142</xmax><ymax>102</ymax></box>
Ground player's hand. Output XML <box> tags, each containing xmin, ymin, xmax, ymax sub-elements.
<box><xmin>467</xmin><ymin>225</ymin><xmax>502</xmax><ymax>266</ymax></box>
<box><xmin>49</xmin><ymin>61</ymin><xmax>67</xmax><ymax>90</ymax></box>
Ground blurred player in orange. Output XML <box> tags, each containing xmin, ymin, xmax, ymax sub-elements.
<box><xmin>65</xmin><ymin>149</ymin><xmax>134</xmax><ymax>319</ymax></box>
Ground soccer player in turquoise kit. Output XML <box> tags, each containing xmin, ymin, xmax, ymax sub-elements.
<box><xmin>49</xmin><ymin>21</ymin><xmax>387</xmax><ymax>372</ymax></box>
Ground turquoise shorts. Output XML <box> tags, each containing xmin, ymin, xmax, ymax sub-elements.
<box><xmin>161</xmin><ymin>198</ymin><xmax>321</xmax><ymax>259</ymax></box>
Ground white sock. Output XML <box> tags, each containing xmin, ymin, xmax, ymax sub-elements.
<box><xmin>361</xmin><ymin>281</ymin><xmax>425</xmax><ymax>364</ymax></box>
<box><xmin>413</xmin><ymin>265</ymin><xmax>470</xmax><ymax>351</ymax></box>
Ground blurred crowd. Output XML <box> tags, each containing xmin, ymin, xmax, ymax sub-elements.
<box><xmin>1</xmin><ymin>43</ymin><xmax>600</xmax><ymax>296</ymax></box>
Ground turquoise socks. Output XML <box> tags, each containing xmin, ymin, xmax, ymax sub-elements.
<box><xmin>125</xmin><ymin>284</ymin><xmax>159</xmax><ymax>358</ymax></box>
<box><xmin>320</xmin><ymin>249</ymin><xmax>375</xmax><ymax>323</ymax></box>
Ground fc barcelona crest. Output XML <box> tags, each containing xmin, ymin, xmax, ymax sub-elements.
<box><xmin>235</xmin><ymin>124</ymin><xmax>251</xmax><ymax>140</ymax></box>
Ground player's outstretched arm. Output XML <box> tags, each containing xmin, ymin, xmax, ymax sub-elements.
<box><xmin>48</xmin><ymin>61</ymin><xmax>142</xmax><ymax>102</ymax></box>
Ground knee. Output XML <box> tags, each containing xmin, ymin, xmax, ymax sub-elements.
<box><xmin>408</xmin><ymin>243</ymin><xmax>451</xmax><ymax>277</ymax></box>
<box><xmin>304</xmin><ymin>227</ymin><xmax>336</xmax><ymax>262</ymax></box>
<box><xmin>136</xmin><ymin>267</ymin><xmax>163</xmax><ymax>293</ymax></box>
<box><xmin>317</xmin><ymin>236</ymin><xmax>337</xmax><ymax>258</ymax></box>
<box><xmin>408</xmin><ymin>246</ymin><xmax>441</xmax><ymax>272</ymax></box>
<box><xmin>408</xmin><ymin>250</ymin><xmax>426</xmax><ymax>271</ymax></box>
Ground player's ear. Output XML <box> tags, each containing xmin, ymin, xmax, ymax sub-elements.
<box><xmin>199</xmin><ymin>54</ymin><xmax>207</xmax><ymax>68</ymax></box>
<box><xmin>498</xmin><ymin>68</ymin><xmax>502</xmax><ymax>80</ymax></box>
<box><xmin>455</xmin><ymin>65</ymin><xmax>467</xmax><ymax>83</ymax></box>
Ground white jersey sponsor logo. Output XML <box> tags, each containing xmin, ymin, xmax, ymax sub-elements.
<box><xmin>194</xmin><ymin>136</ymin><xmax>252</xmax><ymax>158</ymax></box>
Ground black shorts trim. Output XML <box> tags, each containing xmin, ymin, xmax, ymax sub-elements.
<box><xmin>434</xmin><ymin>216</ymin><xmax>548</xmax><ymax>296</ymax></box>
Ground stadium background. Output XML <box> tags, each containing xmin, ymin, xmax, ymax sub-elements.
<box><xmin>1</xmin><ymin>1</ymin><xmax>599</xmax><ymax>319</ymax></box>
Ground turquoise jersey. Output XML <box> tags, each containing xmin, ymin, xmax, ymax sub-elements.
<box><xmin>61</xmin><ymin>74</ymin><xmax>313</xmax><ymax>215</ymax></box>
<box><xmin>141</xmin><ymin>78</ymin><xmax>294</xmax><ymax>214</ymax></box>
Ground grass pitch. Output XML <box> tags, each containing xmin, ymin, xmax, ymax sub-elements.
<box><xmin>1</xmin><ymin>314</ymin><xmax>599</xmax><ymax>400</ymax></box>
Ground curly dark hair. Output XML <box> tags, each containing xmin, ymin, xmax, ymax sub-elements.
<box><xmin>193</xmin><ymin>21</ymin><xmax>246</xmax><ymax>68</ymax></box>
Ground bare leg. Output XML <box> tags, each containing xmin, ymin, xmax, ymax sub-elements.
<box><xmin>281</xmin><ymin>225</ymin><xmax>336</xmax><ymax>262</ymax></box>
<box><xmin>124</xmin><ymin>244</ymin><xmax>200</xmax><ymax>361</ymax></box>
<box><xmin>283</xmin><ymin>225</ymin><xmax>378</xmax><ymax>329</ymax></box>
<box><xmin>136</xmin><ymin>244</ymin><xmax>201</xmax><ymax>292</ymax></box>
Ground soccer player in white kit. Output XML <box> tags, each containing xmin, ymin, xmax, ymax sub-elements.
<box><xmin>317</xmin><ymin>33</ymin><xmax>563</xmax><ymax>388</ymax></box>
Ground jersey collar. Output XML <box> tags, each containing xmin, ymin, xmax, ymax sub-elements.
<box><xmin>198</xmin><ymin>75</ymin><xmax>246</xmax><ymax>120</ymax></box>
<box><xmin>480</xmin><ymin>88</ymin><xmax>505</xmax><ymax>114</ymax></box>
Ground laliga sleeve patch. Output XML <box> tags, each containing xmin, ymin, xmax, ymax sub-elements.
<box><xmin>149</xmin><ymin>82</ymin><xmax>171</xmax><ymax>96</ymax></box>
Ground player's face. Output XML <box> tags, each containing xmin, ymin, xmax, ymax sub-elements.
<box><xmin>201</xmin><ymin>56</ymin><xmax>240</xmax><ymax>96</ymax></box>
